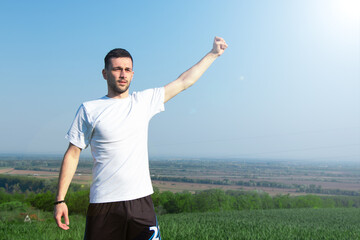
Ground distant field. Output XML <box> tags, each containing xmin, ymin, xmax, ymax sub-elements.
<box><xmin>0</xmin><ymin>168</ymin><xmax>58</xmax><ymax>177</ymax></box>
<box><xmin>0</xmin><ymin>168</ymin><xmax>13</xmax><ymax>174</ymax></box>
<box><xmin>1</xmin><ymin>158</ymin><xmax>359</xmax><ymax>196</ymax></box>
<box><xmin>0</xmin><ymin>168</ymin><xmax>332</xmax><ymax>196</ymax></box>
<box><xmin>152</xmin><ymin>180</ymin><xmax>302</xmax><ymax>196</ymax></box>
<box><xmin>0</xmin><ymin>168</ymin><xmax>92</xmax><ymax>186</ymax></box>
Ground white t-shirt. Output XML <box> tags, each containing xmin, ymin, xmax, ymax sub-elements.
<box><xmin>66</xmin><ymin>88</ymin><xmax>165</xmax><ymax>203</ymax></box>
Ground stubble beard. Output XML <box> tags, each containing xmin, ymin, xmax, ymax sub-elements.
<box><xmin>108</xmin><ymin>79</ymin><xmax>131</xmax><ymax>95</ymax></box>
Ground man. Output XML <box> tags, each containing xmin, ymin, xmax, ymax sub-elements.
<box><xmin>54</xmin><ymin>37</ymin><xmax>228</xmax><ymax>239</ymax></box>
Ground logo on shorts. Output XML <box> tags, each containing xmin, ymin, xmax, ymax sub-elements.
<box><xmin>149</xmin><ymin>225</ymin><xmax>160</xmax><ymax>240</ymax></box>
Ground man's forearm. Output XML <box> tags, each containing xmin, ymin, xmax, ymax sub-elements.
<box><xmin>56</xmin><ymin>144</ymin><xmax>81</xmax><ymax>201</ymax></box>
<box><xmin>164</xmin><ymin>36</ymin><xmax>228</xmax><ymax>103</ymax></box>
<box><xmin>178</xmin><ymin>51</ymin><xmax>218</xmax><ymax>90</ymax></box>
<box><xmin>164</xmin><ymin>52</ymin><xmax>219</xmax><ymax>102</ymax></box>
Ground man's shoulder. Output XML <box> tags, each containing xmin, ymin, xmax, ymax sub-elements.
<box><xmin>81</xmin><ymin>96</ymin><xmax>109</xmax><ymax>112</ymax></box>
<box><xmin>132</xmin><ymin>87</ymin><xmax>164</xmax><ymax>99</ymax></box>
<box><xmin>83</xmin><ymin>96</ymin><xmax>107</xmax><ymax>104</ymax></box>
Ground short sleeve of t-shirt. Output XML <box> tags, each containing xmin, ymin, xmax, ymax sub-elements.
<box><xmin>137</xmin><ymin>87</ymin><xmax>165</xmax><ymax>120</ymax></box>
<box><xmin>65</xmin><ymin>104</ymin><xmax>93</xmax><ymax>149</ymax></box>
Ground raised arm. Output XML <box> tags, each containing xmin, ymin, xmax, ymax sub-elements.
<box><xmin>54</xmin><ymin>143</ymin><xmax>81</xmax><ymax>230</ymax></box>
<box><xmin>164</xmin><ymin>36</ymin><xmax>228</xmax><ymax>103</ymax></box>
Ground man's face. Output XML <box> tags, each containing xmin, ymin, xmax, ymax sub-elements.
<box><xmin>102</xmin><ymin>57</ymin><xmax>134</xmax><ymax>96</ymax></box>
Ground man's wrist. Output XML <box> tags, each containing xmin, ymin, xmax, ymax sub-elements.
<box><xmin>55</xmin><ymin>195</ymin><xmax>65</xmax><ymax>202</ymax></box>
<box><xmin>208</xmin><ymin>50</ymin><xmax>220</xmax><ymax>58</ymax></box>
<box><xmin>54</xmin><ymin>200</ymin><xmax>66</xmax><ymax>205</ymax></box>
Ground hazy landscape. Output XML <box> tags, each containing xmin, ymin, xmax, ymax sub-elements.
<box><xmin>1</xmin><ymin>154</ymin><xmax>359</xmax><ymax>196</ymax></box>
<box><xmin>1</xmin><ymin>155</ymin><xmax>359</xmax><ymax>239</ymax></box>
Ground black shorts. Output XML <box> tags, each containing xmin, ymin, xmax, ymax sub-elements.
<box><xmin>84</xmin><ymin>195</ymin><xmax>161</xmax><ymax>240</ymax></box>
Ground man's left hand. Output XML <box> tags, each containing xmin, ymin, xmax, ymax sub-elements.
<box><xmin>211</xmin><ymin>36</ymin><xmax>228</xmax><ymax>56</ymax></box>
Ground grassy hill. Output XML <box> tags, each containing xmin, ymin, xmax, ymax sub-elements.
<box><xmin>1</xmin><ymin>207</ymin><xmax>359</xmax><ymax>239</ymax></box>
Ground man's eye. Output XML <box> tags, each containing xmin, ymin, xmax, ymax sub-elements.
<box><xmin>125</xmin><ymin>69</ymin><xmax>132</xmax><ymax>72</ymax></box>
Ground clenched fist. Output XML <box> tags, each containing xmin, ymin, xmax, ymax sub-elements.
<box><xmin>211</xmin><ymin>36</ymin><xmax>228</xmax><ymax>56</ymax></box>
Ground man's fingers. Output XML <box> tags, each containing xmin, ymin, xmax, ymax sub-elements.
<box><xmin>214</xmin><ymin>36</ymin><xmax>224</xmax><ymax>42</ymax></box>
<box><xmin>55</xmin><ymin>215</ymin><xmax>68</xmax><ymax>230</ymax></box>
<box><xmin>61</xmin><ymin>224</ymin><xmax>70</xmax><ymax>230</ymax></box>
<box><xmin>59</xmin><ymin>223</ymin><xmax>70</xmax><ymax>230</ymax></box>
<box><xmin>220</xmin><ymin>42</ymin><xmax>228</xmax><ymax>49</ymax></box>
<box><xmin>212</xmin><ymin>36</ymin><xmax>228</xmax><ymax>55</ymax></box>
<box><xmin>54</xmin><ymin>205</ymin><xmax>70</xmax><ymax>230</ymax></box>
<box><xmin>56</xmin><ymin>216</ymin><xmax>70</xmax><ymax>230</ymax></box>
<box><xmin>64</xmin><ymin>213</ymin><xmax>70</xmax><ymax>226</ymax></box>
<box><xmin>214</xmin><ymin>36</ymin><xmax>228</xmax><ymax>45</ymax></box>
<box><xmin>219</xmin><ymin>42</ymin><xmax>228</xmax><ymax>49</ymax></box>
<box><xmin>215</xmin><ymin>36</ymin><xmax>227</xmax><ymax>44</ymax></box>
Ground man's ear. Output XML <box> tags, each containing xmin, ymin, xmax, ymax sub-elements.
<box><xmin>102</xmin><ymin>69</ymin><xmax>107</xmax><ymax>80</ymax></box>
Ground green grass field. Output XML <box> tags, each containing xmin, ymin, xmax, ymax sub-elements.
<box><xmin>160</xmin><ymin>208</ymin><xmax>360</xmax><ymax>240</ymax></box>
<box><xmin>1</xmin><ymin>208</ymin><xmax>360</xmax><ymax>240</ymax></box>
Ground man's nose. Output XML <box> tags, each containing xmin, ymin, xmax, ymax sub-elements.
<box><xmin>120</xmin><ymin>70</ymin><xmax>125</xmax><ymax>77</ymax></box>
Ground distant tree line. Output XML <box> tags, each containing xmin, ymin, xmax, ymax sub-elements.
<box><xmin>151</xmin><ymin>176</ymin><xmax>360</xmax><ymax>197</ymax></box>
<box><xmin>0</xmin><ymin>175</ymin><xmax>82</xmax><ymax>194</ymax></box>
<box><xmin>0</xmin><ymin>159</ymin><xmax>92</xmax><ymax>171</ymax></box>
<box><xmin>151</xmin><ymin>189</ymin><xmax>360</xmax><ymax>214</ymax></box>
<box><xmin>0</xmin><ymin>175</ymin><xmax>89</xmax><ymax>215</ymax></box>
<box><xmin>297</xmin><ymin>184</ymin><xmax>360</xmax><ymax>196</ymax></box>
<box><xmin>0</xmin><ymin>175</ymin><xmax>56</xmax><ymax>193</ymax></box>
<box><xmin>1</xmin><ymin>175</ymin><xmax>360</xmax><ymax>216</ymax></box>
<box><xmin>0</xmin><ymin>160</ymin><xmax>59</xmax><ymax>169</ymax></box>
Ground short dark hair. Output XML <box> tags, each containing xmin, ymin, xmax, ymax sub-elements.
<box><xmin>104</xmin><ymin>48</ymin><xmax>133</xmax><ymax>69</ymax></box>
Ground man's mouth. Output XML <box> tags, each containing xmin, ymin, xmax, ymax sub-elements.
<box><xmin>118</xmin><ymin>80</ymin><xmax>127</xmax><ymax>85</ymax></box>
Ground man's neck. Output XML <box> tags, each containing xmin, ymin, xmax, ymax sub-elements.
<box><xmin>107</xmin><ymin>91</ymin><xmax>130</xmax><ymax>99</ymax></box>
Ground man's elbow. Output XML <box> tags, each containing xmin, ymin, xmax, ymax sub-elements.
<box><xmin>64</xmin><ymin>143</ymin><xmax>82</xmax><ymax>159</ymax></box>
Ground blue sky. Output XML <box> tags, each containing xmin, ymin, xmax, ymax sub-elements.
<box><xmin>1</xmin><ymin>0</ymin><xmax>359</xmax><ymax>161</ymax></box>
